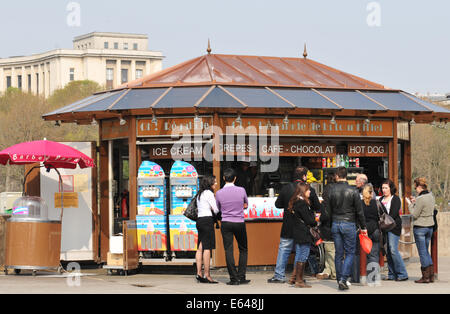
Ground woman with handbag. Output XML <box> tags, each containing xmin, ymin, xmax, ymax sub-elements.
<box><xmin>288</xmin><ymin>182</ymin><xmax>318</xmax><ymax>288</ymax></box>
<box><xmin>380</xmin><ymin>179</ymin><xmax>408</xmax><ymax>281</ymax></box>
<box><xmin>361</xmin><ymin>184</ymin><xmax>381</xmax><ymax>284</ymax></box>
<box><xmin>409</xmin><ymin>177</ymin><xmax>435</xmax><ymax>283</ymax></box>
<box><xmin>195</xmin><ymin>176</ymin><xmax>220</xmax><ymax>284</ymax></box>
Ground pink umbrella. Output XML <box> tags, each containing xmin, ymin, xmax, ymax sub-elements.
<box><xmin>0</xmin><ymin>140</ymin><xmax>95</xmax><ymax>169</ymax></box>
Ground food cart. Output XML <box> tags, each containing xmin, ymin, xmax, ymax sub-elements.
<box><xmin>0</xmin><ymin>140</ymin><xmax>95</xmax><ymax>274</ymax></box>
<box><xmin>42</xmin><ymin>50</ymin><xmax>450</xmax><ymax>268</ymax></box>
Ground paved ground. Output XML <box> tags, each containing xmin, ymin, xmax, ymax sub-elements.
<box><xmin>0</xmin><ymin>257</ymin><xmax>449</xmax><ymax>294</ymax></box>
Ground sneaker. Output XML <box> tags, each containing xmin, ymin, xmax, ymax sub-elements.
<box><xmin>267</xmin><ymin>277</ymin><xmax>286</xmax><ymax>283</ymax></box>
<box><xmin>338</xmin><ymin>280</ymin><xmax>349</xmax><ymax>290</ymax></box>
<box><xmin>346</xmin><ymin>281</ymin><xmax>352</xmax><ymax>286</ymax></box>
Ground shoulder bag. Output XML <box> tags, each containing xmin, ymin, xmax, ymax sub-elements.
<box><xmin>183</xmin><ymin>195</ymin><xmax>198</xmax><ymax>221</ymax></box>
<box><xmin>376</xmin><ymin>199</ymin><xmax>396</xmax><ymax>232</ymax></box>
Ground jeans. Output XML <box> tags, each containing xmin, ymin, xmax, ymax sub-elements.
<box><xmin>273</xmin><ymin>238</ymin><xmax>295</xmax><ymax>280</ymax></box>
<box><xmin>221</xmin><ymin>221</ymin><xmax>248</xmax><ymax>282</ymax></box>
<box><xmin>386</xmin><ymin>232</ymin><xmax>409</xmax><ymax>280</ymax></box>
<box><xmin>294</xmin><ymin>244</ymin><xmax>311</xmax><ymax>264</ymax></box>
<box><xmin>413</xmin><ymin>227</ymin><xmax>434</xmax><ymax>268</ymax></box>
<box><xmin>332</xmin><ymin>221</ymin><xmax>357</xmax><ymax>283</ymax></box>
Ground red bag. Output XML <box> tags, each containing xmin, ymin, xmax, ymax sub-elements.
<box><xmin>359</xmin><ymin>233</ymin><xmax>373</xmax><ymax>254</ymax></box>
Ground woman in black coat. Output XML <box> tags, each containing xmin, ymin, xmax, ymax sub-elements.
<box><xmin>380</xmin><ymin>179</ymin><xmax>408</xmax><ymax>281</ymax></box>
<box><xmin>288</xmin><ymin>182</ymin><xmax>318</xmax><ymax>288</ymax></box>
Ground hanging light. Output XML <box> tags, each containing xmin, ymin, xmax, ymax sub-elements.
<box><xmin>194</xmin><ymin>112</ymin><xmax>201</xmax><ymax>124</ymax></box>
<box><xmin>364</xmin><ymin>117</ymin><xmax>371</xmax><ymax>125</ymax></box>
<box><xmin>236</xmin><ymin>113</ymin><xmax>242</xmax><ymax>125</ymax></box>
<box><xmin>91</xmin><ymin>118</ymin><xmax>98</xmax><ymax>126</ymax></box>
<box><xmin>330</xmin><ymin>114</ymin><xmax>337</xmax><ymax>125</ymax></box>
<box><xmin>151</xmin><ymin>113</ymin><xmax>158</xmax><ymax>124</ymax></box>
<box><xmin>119</xmin><ymin>116</ymin><xmax>127</xmax><ymax>126</ymax></box>
<box><xmin>283</xmin><ymin>114</ymin><xmax>289</xmax><ymax>125</ymax></box>
<box><xmin>409</xmin><ymin>117</ymin><xmax>416</xmax><ymax>126</ymax></box>
<box><xmin>55</xmin><ymin>120</ymin><xmax>61</xmax><ymax>127</ymax></box>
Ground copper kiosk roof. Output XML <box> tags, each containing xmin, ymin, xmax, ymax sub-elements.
<box><xmin>122</xmin><ymin>54</ymin><xmax>387</xmax><ymax>90</ymax></box>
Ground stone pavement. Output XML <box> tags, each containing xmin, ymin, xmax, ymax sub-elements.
<box><xmin>0</xmin><ymin>257</ymin><xmax>449</xmax><ymax>294</ymax></box>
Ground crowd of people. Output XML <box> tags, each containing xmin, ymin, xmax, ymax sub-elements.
<box><xmin>193</xmin><ymin>166</ymin><xmax>437</xmax><ymax>290</ymax></box>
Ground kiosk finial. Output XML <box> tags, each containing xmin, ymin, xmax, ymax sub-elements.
<box><xmin>303</xmin><ymin>43</ymin><xmax>308</xmax><ymax>59</ymax></box>
<box><xmin>207</xmin><ymin>39</ymin><xmax>212</xmax><ymax>55</ymax></box>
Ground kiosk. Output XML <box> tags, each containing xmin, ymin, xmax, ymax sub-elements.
<box><xmin>43</xmin><ymin>50</ymin><xmax>450</xmax><ymax>267</ymax></box>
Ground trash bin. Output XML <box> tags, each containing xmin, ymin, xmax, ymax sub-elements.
<box><xmin>5</xmin><ymin>196</ymin><xmax>62</xmax><ymax>275</ymax></box>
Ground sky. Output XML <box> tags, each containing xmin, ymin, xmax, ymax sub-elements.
<box><xmin>1</xmin><ymin>0</ymin><xmax>449</xmax><ymax>95</ymax></box>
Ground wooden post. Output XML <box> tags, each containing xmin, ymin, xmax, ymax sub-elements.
<box><xmin>403</xmin><ymin>123</ymin><xmax>412</xmax><ymax>214</ymax></box>
<box><xmin>432</xmin><ymin>230</ymin><xmax>438</xmax><ymax>280</ymax></box>
<box><xmin>392</xmin><ymin>119</ymin><xmax>399</xmax><ymax>188</ymax></box>
<box><xmin>128</xmin><ymin>116</ymin><xmax>137</xmax><ymax>221</ymax></box>
<box><xmin>91</xmin><ymin>142</ymin><xmax>100</xmax><ymax>262</ymax></box>
<box><xmin>360</xmin><ymin>249</ymin><xmax>367</xmax><ymax>285</ymax></box>
<box><xmin>99</xmin><ymin>139</ymin><xmax>110</xmax><ymax>262</ymax></box>
<box><xmin>212</xmin><ymin>112</ymin><xmax>221</xmax><ymax>192</ymax></box>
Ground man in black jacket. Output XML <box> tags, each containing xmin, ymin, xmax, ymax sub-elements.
<box><xmin>325</xmin><ymin>167</ymin><xmax>367</xmax><ymax>290</ymax></box>
<box><xmin>268</xmin><ymin>166</ymin><xmax>321</xmax><ymax>283</ymax></box>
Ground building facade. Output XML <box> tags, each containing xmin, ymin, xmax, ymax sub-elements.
<box><xmin>0</xmin><ymin>32</ymin><xmax>164</xmax><ymax>98</ymax></box>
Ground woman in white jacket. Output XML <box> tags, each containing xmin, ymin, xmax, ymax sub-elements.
<box><xmin>195</xmin><ymin>176</ymin><xmax>220</xmax><ymax>284</ymax></box>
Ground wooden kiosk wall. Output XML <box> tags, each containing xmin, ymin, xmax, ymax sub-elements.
<box><xmin>97</xmin><ymin>115</ymin><xmax>412</xmax><ymax>266</ymax></box>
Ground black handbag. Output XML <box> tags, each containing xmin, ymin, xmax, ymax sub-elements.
<box><xmin>376</xmin><ymin>199</ymin><xmax>396</xmax><ymax>232</ymax></box>
<box><xmin>183</xmin><ymin>196</ymin><xmax>198</xmax><ymax>221</ymax></box>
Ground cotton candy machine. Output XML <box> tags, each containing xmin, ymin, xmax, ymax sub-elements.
<box><xmin>4</xmin><ymin>196</ymin><xmax>62</xmax><ymax>275</ymax></box>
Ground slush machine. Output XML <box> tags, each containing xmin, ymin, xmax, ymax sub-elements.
<box><xmin>136</xmin><ymin>161</ymin><xmax>167</xmax><ymax>253</ymax></box>
<box><xmin>169</xmin><ymin>161</ymin><xmax>199</xmax><ymax>253</ymax></box>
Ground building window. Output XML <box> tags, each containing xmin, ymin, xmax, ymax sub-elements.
<box><xmin>36</xmin><ymin>73</ymin><xmax>39</xmax><ymax>95</ymax></box>
<box><xmin>114</xmin><ymin>42</ymin><xmax>119</xmax><ymax>49</ymax></box>
<box><xmin>6</xmin><ymin>76</ymin><xmax>11</xmax><ymax>89</ymax></box>
<box><xmin>104</xmin><ymin>42</ymin><xmax>109</xmax><ymax>49</ymax></box>
<box><xmin>136</xmin><ymin>69</ymin><xmax>143</xmax><ymax>79</ymax></box>
<box><xmin>121</xmin><ymin>69</ymin><xmax>128</xmax><ymax>84</ymax></box>
<box><xmin>70</xmin><ymin>68</ymin><xmax>75</xmax><ymax>81</ymax></box>
<box><xmin>106</xmin><ymin>68</ymin><xmax>114</xmax><ymax>89</ymax></box>
<box><xmin>28</xmin><ymin>74</ymin><xmax>32</xmax><ymax>92</ymax></box>
<box><xmin>124</xmin><ymin>43</ymin><xmax>129</xmax><ymax>50</ymax></box>
<box><xmin>133</xmin><ymin>43</ymin><xmax>138</xmax><ymax>50</ymax></box>
<box><xmin>17</xmin><ymin>75</ymin><xmax>22</xmax><ymax>90</ymax></box>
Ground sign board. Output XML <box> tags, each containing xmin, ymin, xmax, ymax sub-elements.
<box><xmin>260</xmin><ymin>143</ymin><xmax>337</xmax><ymax>157</ymax></box>
<box><xmin>137</xmin><ymin>117</ymin><xmax>213</xmax><ymax>137</ymax></box>
<box><xmin>218</xmin><ymin>117</ymin><xmax>393</xmax><ymax>138</ymax></box>
<box><xmin>54</xmin><ymin>192</ymin><xmax>79</xmax><ymax>208</ymax></box>
<box><xmin>348</xmin><ymin>143</ymin><xmax>388</xmax><ymax>157</ymax></box>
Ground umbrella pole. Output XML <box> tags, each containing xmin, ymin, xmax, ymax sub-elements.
<box><xmin>52</xmin><ymin>167</ymin><xmax>64</xmax><ymax>221</ymax></box>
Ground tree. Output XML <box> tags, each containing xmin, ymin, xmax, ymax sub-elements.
<box><xmin>411</xmin><ymin>105</ymin><xmax>450</xmax><ymax>211</ymax></box>
<box><xmin>47</xmin><ymin>80</ymin><xmax>102</xmax><ymax>143</ymax></box>
<box><xmin>0</xmin><ymin>80</ymin><xmax>103</xmax><ymax>192</ymax></box>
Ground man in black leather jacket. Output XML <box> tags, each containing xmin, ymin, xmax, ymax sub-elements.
<box><xmin>325</xmin><ymin>167</ymin><xmax>367</xmax><ymax>291</ymax></box>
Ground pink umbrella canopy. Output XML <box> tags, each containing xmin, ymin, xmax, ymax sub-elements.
<box><xmin>0</xmin><ymin>140</ymin><xmax>95</xmax><ymax>169</ymax></box>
